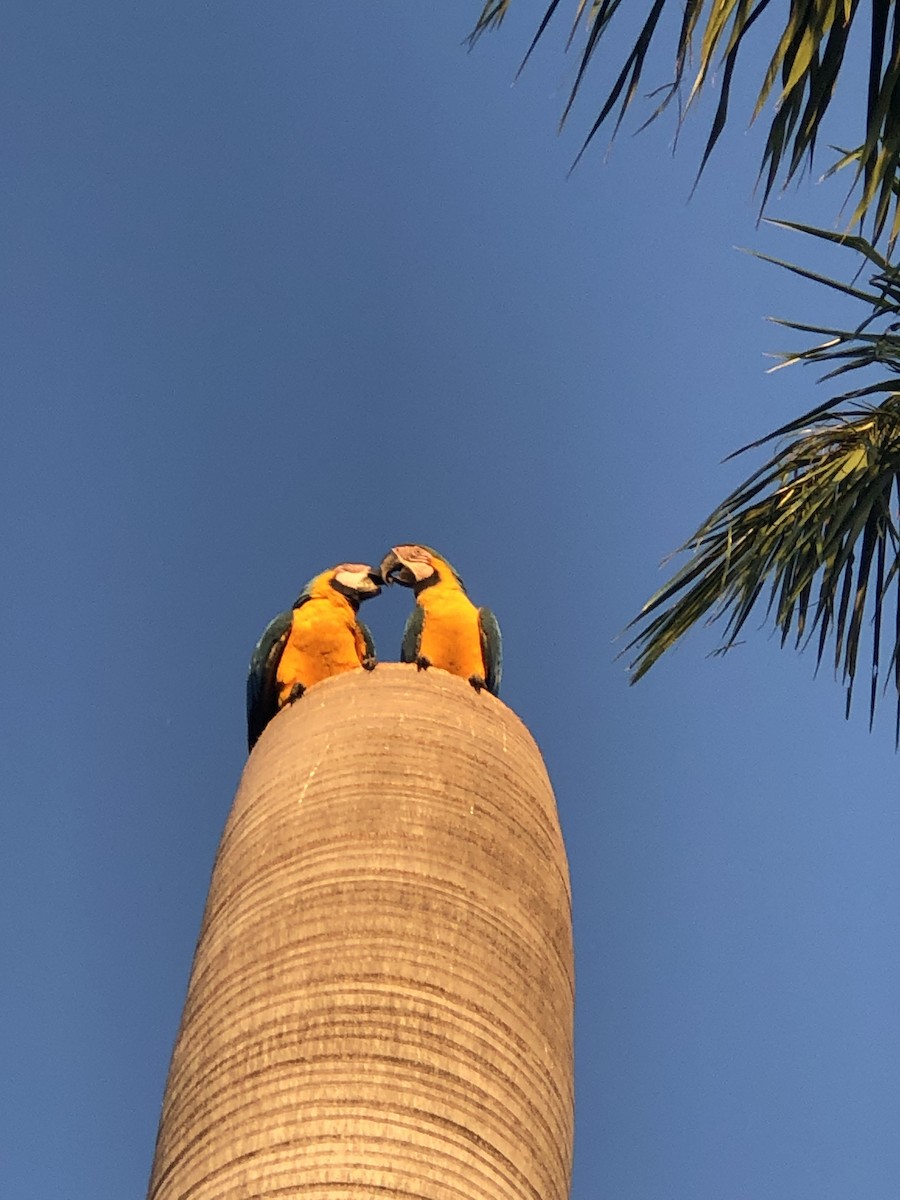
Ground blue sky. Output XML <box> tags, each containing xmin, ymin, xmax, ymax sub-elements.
<box><xmin>4</xmin><ymin>4</ymin><xmax>899</xmax><ymax>1198</ymax></box>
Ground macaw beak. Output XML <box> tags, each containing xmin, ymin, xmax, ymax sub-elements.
<box><xmin>379</xmin><ymin>550</ymin><xmax>418</xmax><ymax>587</ymax></box>
<box><xmin>379</xmin><ymin>550</ymin><xmax>397</xmax><ymax>583</ymax></box>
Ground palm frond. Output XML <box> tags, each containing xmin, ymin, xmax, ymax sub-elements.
<box><xmin>469</xmin><ymin>0</ymin><xmax>900</xmax><ymax>243</ymax></box>
<box><xmin>625</xmin><ymin>223</ymin><xmax>900</xmax><ymax>736</ymax></box>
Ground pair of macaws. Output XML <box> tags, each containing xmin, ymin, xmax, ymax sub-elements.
<box><xmin>247</xmin><ymin>544</ymin><xmax>502</xmax><ymax>751</ymax></box>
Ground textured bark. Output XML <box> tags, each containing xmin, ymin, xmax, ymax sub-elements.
<box><xmin>147</xmin><ymin>663</ymin><xmax>573</xmax><ymax>1200</ymax></box>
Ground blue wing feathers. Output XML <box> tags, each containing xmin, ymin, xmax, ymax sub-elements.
<box><xmin>360</xmin><ymin>620</ymin><xmax>377</xmax><ymax>662</ymax></box>
<box><xmin>247</xmin><ymin>609</ymin><xmax>292</xmax><ymax>750</ymax></box>
<box><xmin>478</xmin><ymin>608</ymin><xmax>502</xmax><ymax>695</ymax></box>
<box><xmin>400</xmin><ymin>606</ymin><xmax>424</xmax><ymax>663</ymax></box>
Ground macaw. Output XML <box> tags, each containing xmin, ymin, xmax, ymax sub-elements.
<box><xmin>378</xmin><ymin>544</ymin><xmax>502</xmax><ymax>695</ymax></box>
<box><xmin>246</xmin><ymin>563</ymin><xmax>381</xmax><ymax>750</ymax></box>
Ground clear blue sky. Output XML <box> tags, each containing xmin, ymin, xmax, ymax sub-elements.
<box><xmin>4</xmin><ymin>4</ymin><xmax>899</xmax><ymax>1198</ymax></box>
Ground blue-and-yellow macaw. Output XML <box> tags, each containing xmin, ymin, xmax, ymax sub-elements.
<box><xmin>378</xmin><ymin>544</ymin><xmax>502</xmax><ymax>695</ymax></box>
<box><xmin>246</xmin><ymin>563</ymin><xmax>382</xmax><ymax>750</ymax></box>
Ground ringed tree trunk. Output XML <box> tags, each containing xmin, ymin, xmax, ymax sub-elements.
<box><xmin>147</xmin><ymin>663</ymin><xmax>574</xmax><ymax>1200</ymax></box>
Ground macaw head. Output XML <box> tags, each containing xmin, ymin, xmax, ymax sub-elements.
<box><xmin>378</xmin><ymin>545</ymin><xmax>465</xmax><ymax>592</ymax></box>
<box><xmin>296</xmin><ymin>563</ymin><xmax>383</xmax><ymax>608</ymax></box>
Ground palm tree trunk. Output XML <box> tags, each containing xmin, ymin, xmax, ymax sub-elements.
<box><xmin>147</xmin><ymin>663</ymin><xmax>574</xmax><ymax>1200</ymax></box>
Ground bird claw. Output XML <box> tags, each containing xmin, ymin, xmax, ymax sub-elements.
<box><xmin>362</xmin><ymin>656</ymin><xmax>377</xmax><ymax>671</ymax></box>
<box><xmin>468</xmin><ymin>674</ymin><xmax>486</xmax><ymax>693</ymax></box>
<box><xmin>287</xmin><ymin>683</ymin><xmax>306</xmax><ymax>703</ymax></box>
<box><xmin>416</xmin><ymin>655</ymin><xmax>431</xmax><ymax>672</ymax></box>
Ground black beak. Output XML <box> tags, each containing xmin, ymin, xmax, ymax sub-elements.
<box><xmin>379</xmin><ymin>550</ymin><xmax>401</xmax><ymax>585</ymax></box>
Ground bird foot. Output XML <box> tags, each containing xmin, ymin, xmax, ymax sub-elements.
<box><xmin>361</xmin><ymin>656</ymin><xmax>377</xmax><ymax>671</ymax></box>
<box><xmin>468</xmin><ymin>674</ymin><xmax>487</xmax><ymax>693</ymax></box>
<box><xmin>415</xmin><ymin>655</ymin><xmax>432</xmax><ymax>672</ymax></box>
<box><xmin>287</xmin><ymin>683</ymin><xmax>306</xmax><ymax>703</ymax></box>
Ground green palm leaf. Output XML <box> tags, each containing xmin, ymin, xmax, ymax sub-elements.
<box><xmin>625</xmin><ymin>222</ymin><xmax>900</xmax><ymax>736</ymax></box>
<box><xmin>470</xmin><ymin>0</ymin><xmax>900</xmax><ymax>242</ymax></box>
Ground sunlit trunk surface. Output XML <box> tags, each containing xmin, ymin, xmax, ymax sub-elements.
<box><xmin>147</xmin><ymin>663</ymin><xmax>573</xmax><ymax>1200</ymax></box>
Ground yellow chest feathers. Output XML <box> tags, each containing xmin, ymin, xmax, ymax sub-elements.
<box><xmin>417</xmin><ymin>587</ymin><xmax>485</xmax><ymax>679</ymax></box>
<box><xmin>276</xmin><ymin>598</ymin><xmax>366</xmax><ymax>696</ymax></box>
